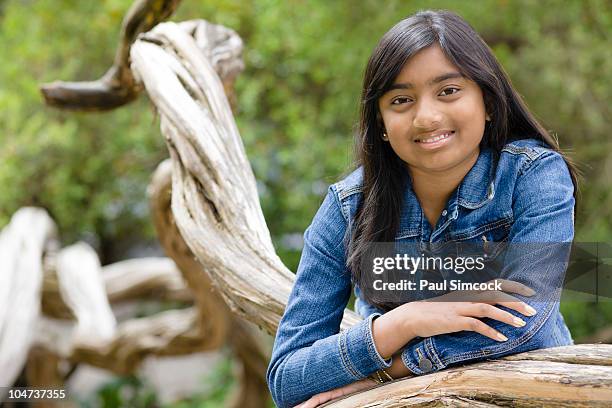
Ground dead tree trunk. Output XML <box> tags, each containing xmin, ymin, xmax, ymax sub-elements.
<box><xmin>40</xmin><ymin>0</ymin><xmax>182</xmax><ymax>110</ymax></box>
<box><xmin>148</xmin><ymin>158</ymin><xmax>269</xmax><ymax>408</ymax></box>
<box><xmin>0</xmin><ymin>208</ymin><xmax>57</xmax><ymax>400</ymax></box>
<box><xmin>129</xmin><ymin>18</ymin><xmax>361</xmax><ymax>334</ymax></box>
<box><xmin>0</xmin><ymin>205</ymin><xmax>269</xmax><ymax>406</ymax></box>
<box><xmin>327</xmin><ymin>345</ymin><xmax>612</xmax><ymax>407</ymax></box>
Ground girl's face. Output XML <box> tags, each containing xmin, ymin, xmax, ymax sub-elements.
<box><xmin>378</xmin><ymin>44</ymin><xmax>487</xmax><ymax>174</ymax></box>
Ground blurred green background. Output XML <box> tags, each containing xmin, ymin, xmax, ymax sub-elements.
<box><xmin>1</xmin><ymin>0</ymin><xmax>611</xmax><ymax>406</ymax></box>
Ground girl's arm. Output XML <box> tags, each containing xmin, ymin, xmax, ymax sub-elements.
<box><xmin>266</xmin><ymin>186</ymin><xmax>393</xmax><ymax>408</ymax></box>
<box><xmin>268</xmin><ymin>160</ymin><xmax>549</xmax><ymax>407</ymax></box>
<box><xmin>399</xmin><ymin>150</ymin><xmax>575</xmax><ymax>375</ymax></box>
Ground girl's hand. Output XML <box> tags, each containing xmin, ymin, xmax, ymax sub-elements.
<box><xmin>294</xmin><ymin>378</ymin><xmax>375</xmax><ymax>408</ymax></box>
<box><xmin>296</xmin><ymin>280</ymin><xmax>537</xmax><ymax>407</ymax></box>
<box><xmin>372</xmin><ymin>279</ymin><xmax>537</xmax><ymax>359</ymax></box>
<box><xmin>399</xmin><ymin>279</ymin><xmax>537</xmax><ymax>342</ymax></box>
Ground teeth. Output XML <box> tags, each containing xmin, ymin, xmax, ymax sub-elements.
<box><xmin>418</xmin><ymin>132</ymin><xmax>453</xmax><ymax>143</ymax></box>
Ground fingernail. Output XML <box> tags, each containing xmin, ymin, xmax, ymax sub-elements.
<box><xmin>525</xmin><ymin>305</ymin><xmax>537</xmax><ymax>316</ymax></box>
<box><xmin>513</xmin><ymin>317</ymin><xmax>526</xmax><ymax>327</ymax></box>
<box><xmin>497</xmin><ymin>332</ymin><xmax>508</xmax><ymax>341</ymax></box>
<box><xmin>524</xmin><ymin>288</ymin><xmax>536</xmax><ymax>296</ymax></box>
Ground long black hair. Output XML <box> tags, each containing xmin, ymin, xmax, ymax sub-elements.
<box><xmin>346</xmin><ymin>9</ymin><xmax>579</xmax><ymax>311</ymax></box>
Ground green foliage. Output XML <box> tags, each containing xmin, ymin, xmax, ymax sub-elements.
<box><xmin>561</xmin><ymin>301</ymin><xmax>612</xmax><ymax>340</ymax></box>
<box><xmin>164</xmin><ymin>355</ymin><xmax>235</xmax><ymax>408</ymax></box>
<box><xmin>79</xmin><ymin>375</ymin><xmax>158</xmax><ymax>408</ymax></box>
<box><xmin>0</xmin><ymin>0</ymin><xmax>166</xmax><ymax>258</ymax></box>
<box><xmin>0</xmin><ymin>2</ymin><xmax>611</xmax><ymax>403</ymax></box>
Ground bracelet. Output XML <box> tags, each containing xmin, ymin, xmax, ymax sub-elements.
<box><xmin>368</xmin><ymin>368</ymin><xmax>394</xmax><ymax>384</ymax></box>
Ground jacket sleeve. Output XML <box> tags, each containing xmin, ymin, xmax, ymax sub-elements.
<box><xmin>266</xmin><ymin>186</ymin><xmax>391</xmax><ymax>408</ymax></box>
<box><xmin>400</xmin><ymin>150</ymin><xmax>575</xmax><ymax>375</ymax></box>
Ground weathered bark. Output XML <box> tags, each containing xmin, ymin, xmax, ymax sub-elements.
<box><xmin>25</xmin><ymin>347</ymin><xmax>74</xmax><ymax>408</ymax></box>
<box><xmin>0</xmin><ymin>209</ymin><xmax>208</xmax><ymax>383</ymax></box>
<box><xmin>501</xmin><ymin>343</ymin><xmax>612</xmax><ymax>365</ymax></box>
<box><xmin>148</xmin><ymin>158</ymin><xmax>229</xmax><ymax>349</ymax></box>
<box><xmin>28</xmin><ymin>203</ymin><xmax>232</xmax><ymax>375</ymax></box>
<box><xmin>55</xmin><ymin>242</ymin><xmax>117</xmax><ymax>344</ymax></box>
<box><xmin>325</xmin><ymin>345</ymin><xmax>612</xmax><ymax>407</ymax></box>
<box><xmin>36</xmin><ymin>307</ymin><xmax>205</xmax><ymax>375</ymax></box>
<box><xmin>130</xmin><ymin>20</ymin><xmax>361</xmax><ymax>335</ymax></box>
<box><xmin>225</xmin><ymin>319</ymin><xmax>271</xmax><ymax>408</ymax></box>
<box><xmin>0</xmin><ymin>208</ymin><xmax>57</xmax><ymax>393</ymax></box>
<box><xmin>148</xmin><ymin>158</ymin><xmax>270</xmax><ymax>408</ymax></box>
<box><xmin>40</xmin><ymin>0</ymin><xmax>181</xmax><ymax>110</ymax></box>
<box><xmin>42</xmin><ymin>257</ymin><xmax>192</xmax><ymax>319</ymax></box>
<box><xmin>34</xmin><ymin>238</ymin><xmax>224</xmax><ymax>374</ymax></box>
<box><xmin>102</xmin><ymin>257</ymin><xmax>192</xmax><ymax>303</ymax></box>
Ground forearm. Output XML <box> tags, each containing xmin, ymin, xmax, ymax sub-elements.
<box><xmin>268</xmin><ymin>314</ymin><xmax>392</xmax><ymax>408</ymax></box>
<box><xmin>371</xmin><ymin>304</ymin><xmax>416</xmax><ymax>360</ymax></box>
<box><xmin>400</xmin><ymin>300</ymin><xmax>561</xmax><ymax>375</ymax></box>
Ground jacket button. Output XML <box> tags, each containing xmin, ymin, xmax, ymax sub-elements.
<box><xmin>418</xmin><ymin>358</ymin><xmax>433</xmax><ymax>373</ymax></box>
<box><xmin>441</xmin><ymin>210</ymin><xmax>448</xmax><ymax>216</ymax></box>
<box><xmin>487</xmin><ymin>183</ymin><xmax>495</xmax><ymax>200</ymax></box>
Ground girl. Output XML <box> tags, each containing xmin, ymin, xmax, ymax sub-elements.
<box><xmin>267</xmin><ymin>9</ymin><xmax>577</xmax><ymax>408</ymax></box>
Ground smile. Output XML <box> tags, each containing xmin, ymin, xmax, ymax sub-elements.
<box><xmin>415</xmin><ymin>130</ymin><xmax>455</xmax><ymax>148</ymax></box>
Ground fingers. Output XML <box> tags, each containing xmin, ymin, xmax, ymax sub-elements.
<box><xmin>472</xmin><ymin>291</ymin><xmax>537</xmax><ymax>317</ymax></box>
<box><xmin>457</xmin><ymin>316</ymin><xmax>509</xmax><ymax>342</ymax></box>
<box><xmin>456</xmin><ymin>296</ymin><xmax>541</xmax><ymax>342</ymax></box>
<box><xmin>296</xmin><ymin>393</ymin><xmax>326</xmax><ymax>408</ymax></box>
<box><xmin>492</xmin><ymin>279</ymin><xmax>535</xmax><ymax>297</ymax></box>
<box><xmin>296</xmin><ymin>387</ymin><xmax>344</xmax><ymax>408</ymax></box>
<box><xmin>459</xmin><ymin>302</ymin><xmax>527</xmax><ymax>329</ymax></box>
<box><xmin>295</xmin><ymin>379</ymin><xmax>376</xmax><ymax>408</ymax></box>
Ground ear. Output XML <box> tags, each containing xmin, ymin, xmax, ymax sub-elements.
<box><xmin>485</xmin><ymin>113</ymin><xmax>491</xmax><ymax>121</ymax></box>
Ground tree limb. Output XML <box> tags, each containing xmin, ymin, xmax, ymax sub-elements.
<box><xmin>40</xmin><ymin>0</ymin><xmax>181</xmax><ymax>111</ymax></box>
<box><xmin>130</xmin><ymin>20</ymin><xmax>361</xmax><ymax>335</ymax></box>
<box><xmin>326</xmin><ymin>345</ymin><xmax>612</xmax><ymax>407</ymax></box>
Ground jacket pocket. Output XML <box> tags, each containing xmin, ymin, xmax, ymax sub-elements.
<box><xmin>451</xmin><ymin>216</ymin><xmax>512</xmax><ymax>261</ymax></box>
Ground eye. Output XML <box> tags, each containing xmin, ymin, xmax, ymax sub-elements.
<box><xmin>391</xmin><ymin>97</ymin><xmax>413</xmax><ymax>105</ymax></box>
<box><xmin>439</xmin><ymin>87</ymin><xmax>460</xmax><ymax>96</ymax></box>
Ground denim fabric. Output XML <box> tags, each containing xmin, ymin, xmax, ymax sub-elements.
<box><xmin>267</xmin><ymin>139</ymin><xmax>575</xmax><ymax>408</ymax></box>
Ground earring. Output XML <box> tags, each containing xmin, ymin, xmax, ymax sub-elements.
<box><xmin>382</xmin><ymin>132</ymin><xmax>389</xmax><ymax>141</ymax></box>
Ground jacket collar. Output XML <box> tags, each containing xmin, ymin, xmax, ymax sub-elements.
<box><xmin>397</xmin><ymin>148</ymin><xmax>496</xmax><ymax>239</ymax></box>
<box><xmin>457</xmin><ymin>147</ymin><xmax>496</xmax><ymax>209</ymax></box>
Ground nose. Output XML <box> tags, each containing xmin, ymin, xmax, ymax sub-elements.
<box><xmin>412</xmin><ymin>98</ymin><xmax>443</xmax><ymax>130</ymax></box>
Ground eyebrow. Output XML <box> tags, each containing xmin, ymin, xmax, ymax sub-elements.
<box><xmin>387</xmin><ymin>72</ymin><xmax>464</xmax><ymax>92</ymax></box>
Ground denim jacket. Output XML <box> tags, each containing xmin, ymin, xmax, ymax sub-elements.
<box><xmin>267</xmin><ymin>139</ymin><xmax>575</xmax><ymax>408</ymax></box>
